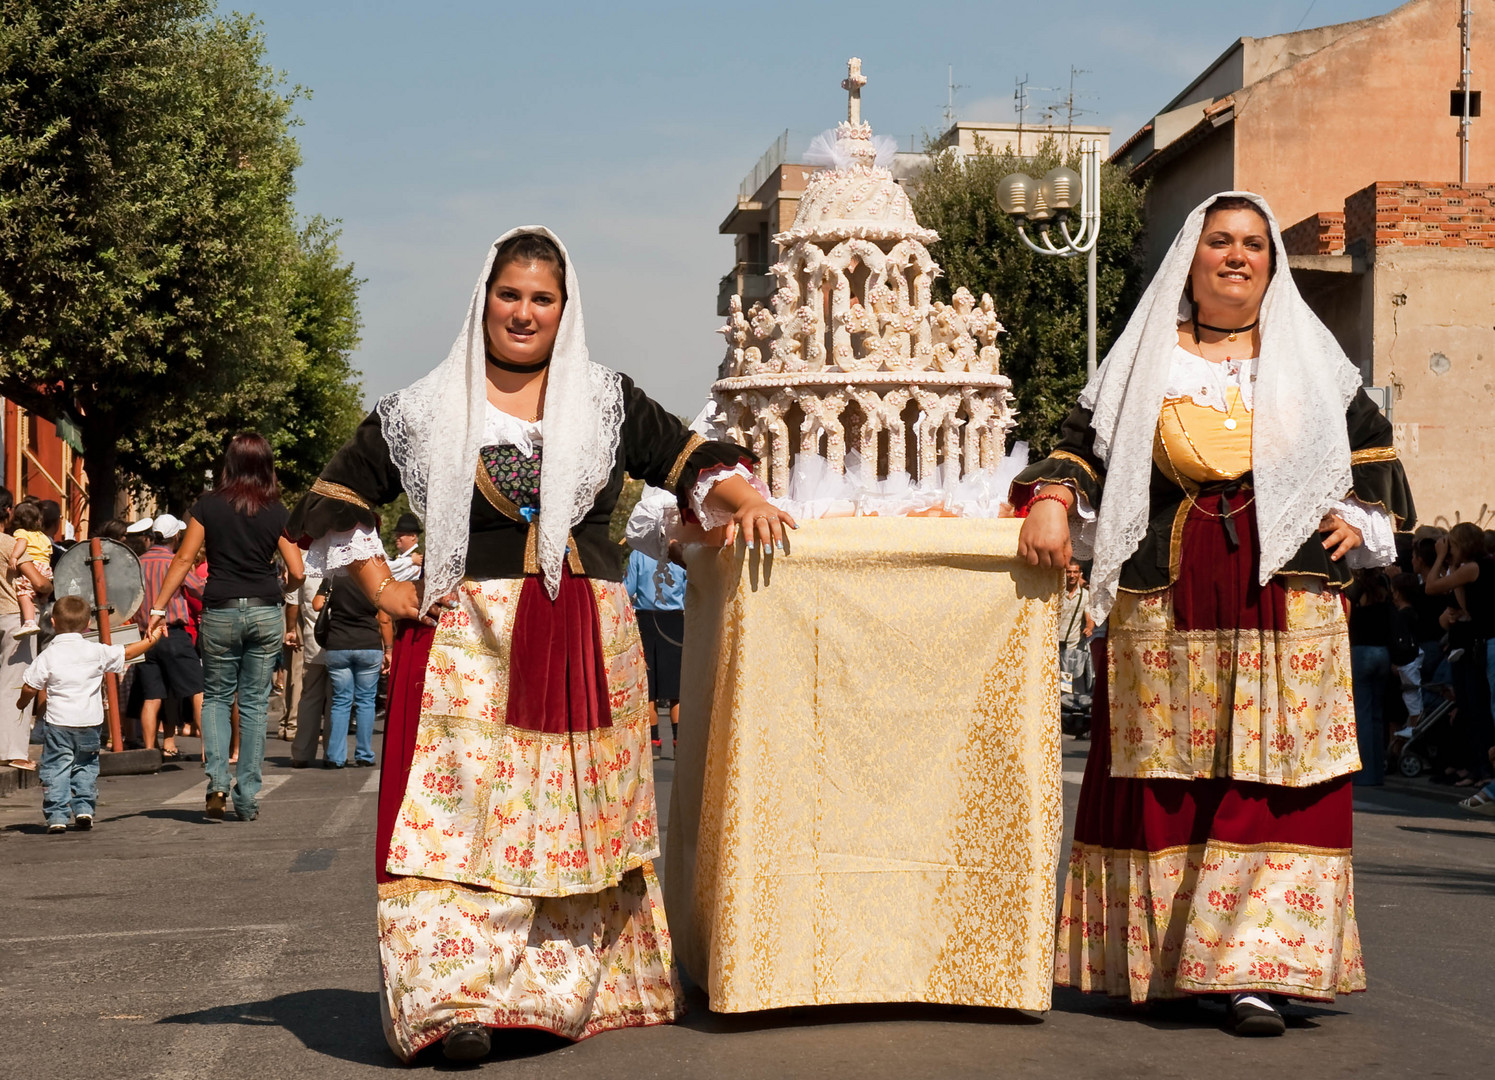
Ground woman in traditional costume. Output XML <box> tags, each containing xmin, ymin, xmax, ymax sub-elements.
<box><xmin>1014</xmin><ymin>193</ymin><xmax>1414</xmax><ymax>1035</ymax></box>
<box><xmin>291</xmin><ymin>227</ymin><xmax>791</xmax><ymax>1062</ymax></box>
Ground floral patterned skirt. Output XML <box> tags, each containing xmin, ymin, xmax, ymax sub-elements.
<box><xmin>1056</xmin><ymin>501</ymin><xmax>1366</xmax><ymax>1003</ymax></box>
<box><xmin>374</xmin><ymin>576</ymin><xmax>683</xmax><ymax>1061</ymax></box>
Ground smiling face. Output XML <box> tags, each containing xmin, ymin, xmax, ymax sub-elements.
<box><xmin>483</xmin><ymin>259</ymin><xmax>564</xmax><ymax>367</ymax></box>
<box><xmin>1188</xmin><ymin>206</ymin><xmax>1272</xmax><ymax>323</ymax></box>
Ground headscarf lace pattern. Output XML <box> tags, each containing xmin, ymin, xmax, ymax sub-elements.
<box><xmin>375</xmin><ymin>227</ymin><xmax>624</xmax><ymax>601</ymax></box>
<box><xmin>1077</xmin><ymin>191</ymin><xmax>1364</xmax><ymax>622</ymax></box>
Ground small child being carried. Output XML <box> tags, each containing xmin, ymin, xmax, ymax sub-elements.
<box><xmin>9</xmin><ymin>501</ymin><xmax>53</xmax><ymax>639</ymax></box>
<box><xmin>18</xmin><ymin>595</ymin><xmax>162</xmax><ymax>833</ymax></box>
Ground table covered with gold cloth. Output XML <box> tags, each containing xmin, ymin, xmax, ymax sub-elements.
<box><xmin>664</xmin><ymin>517</ymin><xmax>1063</xmax><ymax>1013</ymax></box>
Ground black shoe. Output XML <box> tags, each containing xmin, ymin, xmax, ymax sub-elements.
<box><xmin>74</xmin><ymin>814</ymin><xmax>93</xmax><ymax>831</ymax></box>
<box><xmin>1229</xmin><ymin>993</ymin><xmax>1286</xmax><ymax>1036</ymax></box>
<box><xmin>47</xmin><ymin>822</ymin><xmax>67</xmax><ymax>834</ymax></box>
<box><xmin>205</xmin><ymin>791</ymin><xmax>228</xmax><ymax>819</ymax></box>
<box><xmin>291</xmin><ymin>759</ymin><xmax>312</xmax><ymax>769</ymax></box>
<box><xmin>354</xmin><ymin>759</ymin><xmax>376</xmax><ymax>767</ymax></box>
<box><xmin>322</xmin><ymin>760</ymin><xmax>345</xmax><ymax>769</ymax></box>
<box><xmin>440</xmin><ymin>1023</ymin><xmax>490</xmax><ymax>1062</ymax></box>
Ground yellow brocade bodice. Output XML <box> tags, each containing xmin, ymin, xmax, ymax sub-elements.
<box><xmin>1153</xmin><ymin>388</ymin><xmax>1253</xmax><ymax>484</ymax></box>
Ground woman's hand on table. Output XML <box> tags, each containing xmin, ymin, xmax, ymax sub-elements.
<box><xmin>1017</xmin><ymin>487</ymin><xmax>1074</xmax><ymax>569</ymax></box>
<box><xmin>1318</xmin><ymin>513</ymin><xmax>1363</xmax><ymax>562</ymax></box>
<box><xmin>724</xmin><ymin>497</ymin><xmax>797</xmax><ymax>552</ymax></box>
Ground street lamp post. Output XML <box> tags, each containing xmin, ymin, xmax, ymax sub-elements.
<box><xmin>996</xmin><ymin>140</ymin><xmax>1103</xmax><ymax>378</ymax></box>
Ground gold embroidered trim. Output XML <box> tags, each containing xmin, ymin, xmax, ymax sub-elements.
<box><xmin>1074</xmin><ymin>840</ymin><xmax>1353</xmax><ymax>860</ymax></box>
<box><xmin>473</xmin><ymin>466</ymin><xmax>587</xmax><ymax>576</ymax></box>
<box><xmin>666</xmin><ymin>432</ymin><xmax>707</xmax><ymax>490</ymax></box>
<box><xmin>310</xmin><ymin>478</ymin><xmax>373</xmax><ymax>511</ymax></box>
<box><xmin>1050</xmin><ymin>449</ymin><xmax>1102</xmax><ymax>482</ymax></box>
<box><xmin>473</xmin><ymin>464</ymin><xmax>524</xmax><ymax>521</ymax></box>
<box><xmin>416</xmin><ymin>705</ymin><xmax>652</xmax><ymax>743</ymax></box>
<box><xmin>1350</xmin><ymin>445</ymin><xmax>1398</xmax><ymax>465</ymax></box>
<box><xmin>377</xmin><ymin>876</ymin><xmax>483</xmax><ymax>901</ymax></box>
<box><xmin>523</xmin><ymin>522</ymin><xmax>540</xmax><ymax>575</ymax></box>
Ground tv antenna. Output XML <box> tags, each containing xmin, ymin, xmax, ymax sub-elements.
<box><xmin>1051</xmin><ymin>66</ymin><xmax>1097</xmax><ymax>138</ymax></box>
<box><xmin>942</xmin><ymin>65</ymin><xmax>966</xmax><ymax>129</ymax></box>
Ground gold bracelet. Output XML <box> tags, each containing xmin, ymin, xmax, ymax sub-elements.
<box><xmin>373</xmin><ymin>574</ymin><xmax>397</xmax><ymax>606</ymax></box>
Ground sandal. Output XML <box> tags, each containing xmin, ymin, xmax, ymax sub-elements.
<box><xmin>161</xmin><ymin>749</ymin><xmax>183</xmax><ymax>763</ymax></box>
<box><xmin>1460</xmin><ymin>788</ymin><xmax>1495</xmax><ymax>816</ymax></box>
<box><xmin>7</xmin><ymin>758</ymin><xmax>37</xmax><ymax>772</ymax></box>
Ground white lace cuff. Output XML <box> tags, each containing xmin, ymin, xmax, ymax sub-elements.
<box><xmin>303</xmin><ymin>524</ymin><xmax>387</xmax><ymax>577</ymax></box>
<box><xmin>1332</xmin><ymin>497</ymin><xmax>1396</xmax><ymax>569</ymax></box>
<box><xmin>625</xmin><ymin>486</ymin><xmax>681</xmax><ymax>563</ymax></box>
<box><xmin>689</xmin><ymin>462</ymin><xmax>770</xmax><ymax>531</ymax></box>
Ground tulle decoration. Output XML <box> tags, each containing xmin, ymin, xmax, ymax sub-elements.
<box><xmin>802</xmin><ymin>128</ymin><xmax>900</xmax><ymax>171</ymax></box>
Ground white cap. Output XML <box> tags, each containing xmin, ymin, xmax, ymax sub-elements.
<box><xmin>126</xmin><ymin>517</ymin><xmax>154</xmax><ymax>534</ymax></box>
<box><xmin>152</xmin><ymin>514</ymin><xmax>183</xmax><ymax>539</ymax></box>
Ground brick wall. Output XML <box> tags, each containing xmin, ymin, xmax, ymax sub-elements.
<box><xmin>1343</xmin><ymin>181</ymin><xmax>1495</xmax><ymax>250</ymax></box>
<box><xmin>1281</xmin><ymin>211</ymin><xmax>1345</xmax><ymax>255</ymax></box>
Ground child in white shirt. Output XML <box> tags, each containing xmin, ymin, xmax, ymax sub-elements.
<box><xmin>19</xmin><ymin>595</ymin><xmax>161</xmax><ymax>832</ymax></box>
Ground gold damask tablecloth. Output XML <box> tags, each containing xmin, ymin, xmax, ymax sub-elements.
<box><xmin>664</xmin><ymin>517</ymin><xmax>1063</xmax><ymax>1013</ymax></box>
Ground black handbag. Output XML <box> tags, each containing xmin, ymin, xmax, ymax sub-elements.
<box><xmin>312</xmin><ymin>583</ymin><xmax>332</xmax><ymax>647</ymax></box>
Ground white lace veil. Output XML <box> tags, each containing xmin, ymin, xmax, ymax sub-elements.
<box><xmin>375</xmin><ymin>226</ymin><xmax>623</xmax><ymax>600</ymax></box>
<box><xmin>1078</xmin><ymin>191</ymin><xmax>1363</xmax><ymax>622</ymax></box>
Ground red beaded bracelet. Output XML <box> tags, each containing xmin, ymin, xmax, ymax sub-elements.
<box><xmin>1027</xmin><ymin>491</ymin><xmax>1073</xmax><ymax>514</ymax></box>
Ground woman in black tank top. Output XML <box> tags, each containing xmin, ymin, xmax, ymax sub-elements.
<box><xmin>1426</xmin><ymin>523</ymin><xmax>1495</xmax><ymax>783</ymax></box>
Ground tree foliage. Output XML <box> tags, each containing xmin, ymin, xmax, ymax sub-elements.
<box><xmin>0</xmin><ymin>1</ymin><xmax>362</xmax><ymax>517</ymax></box>
<box><xmin>909</xmin><ymin>138</ymin><xmax>1148</xmax><ymax>454</ymax></box>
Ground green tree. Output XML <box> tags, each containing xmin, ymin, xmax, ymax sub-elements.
<box><xmin>0</xmin><ymin>2</ymin><xmax>361</xmax><ymax>518</ymax></box>
<box><xmin>909</xmin><ymin>137</ymin><xmax>1148</xmax><ymax>454</ymax></box>
<box><xmin>265</xmin><ymin>217</ymin><xmax>365</xmax><ymax>501</ymax></box>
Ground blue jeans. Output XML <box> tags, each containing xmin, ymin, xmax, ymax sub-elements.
<box><xmin>1351</xmin><ymin>644</ymin><xmax>1391</xmax><ymax>786</ymax></box>
<box><xmin>40</xmin><ymin>723</ymin><xmax>101</xmax><ymax>825</ymax></box>
<box><xmin>200</xmin><ymin>603</ymin><xmax>284</xmax><ymax>816</ymax></box>
<box><xmin>323</xmin><ymin>648</ymin><xmax>381</xmax><ymax>765</ymax></box>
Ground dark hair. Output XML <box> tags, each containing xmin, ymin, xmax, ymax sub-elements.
<box><xmin>1391</xmin><ymin>572</ymin><xmax>1422</xmax><ymax>604</ymax></box>
<box><xmin>10</xmin><ymin>502</ymin><xmax>43</xmax><ymax>533</ymax></box>
<box><xmin>1412</xmin><ymin>537</ymin><xmax>1439</xmax><ymax>567</ymax></box>
<box><xmin>215</xmin><ymin>432</ymin><xmax>281</xmax><ymax>515</ymax></box>
<box><xmin>97</xmin><ymin>519</ymin><xmax>129</xmax><ymax>542</ymax></box>
<box><xmin>51</xmin><ymin>595</ymin><xmax>91</xmax><ymax>634</ymax></box>
<box><xmin>487</xmin><ymin>233</ymin><xmax>567</xmax><ymax>300</ymax></box>
<box><xmin>1200</xmin><ymin>195</ymin><xmax>1277</xmax><ymax>277</ymax></box>
<box><xmin>1354</xmin><ymin>566</ymin><xmax>1391</xmax><ymax>605</ymax></box>
<box><xmin>38</xmin><ymin>499</ymin><xmax>61</xmax><ymax>533</ymax></box>
<box><xmin>0</xmin><ymin>487</ymin><xmax>13</xmax><ymax>519</ymax></box>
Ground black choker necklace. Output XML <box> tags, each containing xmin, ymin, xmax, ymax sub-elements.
<box><xmin>486</xmin><ymin>352</ymin><xmax>550</xmax><ymax>374</ymax></box>
<box><xmin>1193</xmin><ymin>317</ymin><xmax>1259</xmax><ymax>342</ymax></box>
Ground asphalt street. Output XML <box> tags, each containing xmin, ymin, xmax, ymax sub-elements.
<box><xmin>1</xmin><ymin>732</ymin><xmax>1490</xmax><ymax>1080</ymax></box>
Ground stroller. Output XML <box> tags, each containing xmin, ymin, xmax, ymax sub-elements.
<box><xmin>1059</xmin><ymin>641</ymin><xmax>1094</xmax><ymax>738</ymax></box>
<box><xmin>1387</xmin><ymin>645</ymin><xmax>1463</xmax><ymax>778</ymax></box>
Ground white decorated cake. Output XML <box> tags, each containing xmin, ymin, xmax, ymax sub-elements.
<box><xmin>712</xmin><ymin>59</ymin><xmax>1017</xmax><ymax>504</ymax></box>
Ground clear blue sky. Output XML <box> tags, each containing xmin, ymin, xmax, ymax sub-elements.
<box><xmin>234</xmin><ymin>0</ymin><xmax>1404</xmax><ymax>416</ymax></box>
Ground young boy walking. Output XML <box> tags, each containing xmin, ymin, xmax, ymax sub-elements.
<box><xmin>18</xmin><ymin>595</ymin><xmax>162</xmax><ymax>833</ymax></box>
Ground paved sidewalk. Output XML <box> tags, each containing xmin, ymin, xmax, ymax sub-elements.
<box><xmin>0</xmin><ymin>734</ymin><xmax>1490</xmax><ymax>1079</ymax></box>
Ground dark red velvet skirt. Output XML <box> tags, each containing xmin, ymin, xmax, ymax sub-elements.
<box><xmin>1055</xmin><ymin>496</ymin><xmax>1366</xmax><ymax>1002</ymax></box>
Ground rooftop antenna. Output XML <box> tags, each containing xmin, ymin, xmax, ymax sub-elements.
<box><xmin>1014</xmin><ymin>74</ymin><xmax>1030</xmax><ymax>154</ymax></box>
<box><xmin>943</xmin><ymin>64</ymin><xmax>965</xmax><ymax>130</ymax></box>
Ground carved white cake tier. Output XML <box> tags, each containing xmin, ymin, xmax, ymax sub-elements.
<box><xmin>712</xmin><ymin>59</ymin><xmax>1016</xmax><ymax>500</ymax></box>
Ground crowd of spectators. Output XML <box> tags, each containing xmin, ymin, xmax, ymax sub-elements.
<box><xmin>1</xmin><ymin>434</ymin><xmax>406</xmax><ymax>829</ymax></box>
<box><xmin>1048</xmin><ymin>519</ymin><xmax>1495</xmax><ymax>814</ymax></box>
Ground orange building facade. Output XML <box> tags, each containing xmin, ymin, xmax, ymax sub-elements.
<box><xmin>0</xmin><ymin>400</ymin><xmax>89</xmax><ymax>536</ymax></box>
